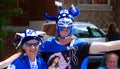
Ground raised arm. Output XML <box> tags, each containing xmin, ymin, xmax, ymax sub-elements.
<box><xmin>0</xmin><ymin>52</ymin><xmax>21</xmax><ymax>69</ymax></box>
<box><xmin>89</xmin><ymin>40</ymin><xmax>120</xmax><ymax>54</ymax></box>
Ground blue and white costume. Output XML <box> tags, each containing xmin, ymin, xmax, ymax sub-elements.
<box><xmin>7</xmin><ymin>29</ymin><xmax>47</xmax><ymax>69</ymax></box>
<box><xmin>40</xmin><ymin>1</ymin><xmax>90</xmax><ymax>69</ymax></box>
<box><xmin>7</xmin><ymin>54</ymin><xmax>47</xmax><ymax>69</ymax></box>
<box><xmin>40</xmin><ymin>37</ymin><xmax>90</xmax><ymax>69</ymax></box>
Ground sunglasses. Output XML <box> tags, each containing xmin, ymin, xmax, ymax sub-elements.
<box><xmin>24</xmin><ymin>42</ymin><xmax>40</xmax><ymax>47</ymax></box>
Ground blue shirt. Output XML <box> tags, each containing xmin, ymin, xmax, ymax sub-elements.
<box><xmin>98</xmin><ymin>67</ymin><xmax>120</xmax><ymax>69</ymax></box>
<box><xmin>40</xmin><ymin>37</ymin><xmax>90</xmax><ymax>69</ymax></box>
<box><xmin>7</xmin><ymin>54</ymin><xmax>47</xmax><ymax>69</ymax></box>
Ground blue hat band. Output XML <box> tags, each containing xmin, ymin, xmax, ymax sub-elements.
<box><xmin>21</xmin><ymin>36</ymin><xmax>40</xmax><ymax>46</ymax></box>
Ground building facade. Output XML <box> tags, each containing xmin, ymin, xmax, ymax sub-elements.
<box><xmin>4</xmin><ymin>0</ymin><xmax>119</xmax><ymax>31</ymax></box>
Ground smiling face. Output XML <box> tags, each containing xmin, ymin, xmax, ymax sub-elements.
<box><xmin>23</xmin><ymin>39</ymin><xmax>40</xmax><ymax>61</ymax></box>
<box><xmin>57</xmin><ymin>17</ymin><xmax>73</xmax><ymax>39</ymax></box>
<box><xmin>105</xmin><ymin>54</ymin><xmax>118</xmax><ymax>69</ymax></box>
<box><xmin>60</xmin><ymin>28</ymin><xmax>70</xmax><ymax>38</ymax></box>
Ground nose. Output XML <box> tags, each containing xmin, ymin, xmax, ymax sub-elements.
<box><xmin>31</xmin><ymin>45</ymin><xmax>35</xmax><ymax>49</ymax></box>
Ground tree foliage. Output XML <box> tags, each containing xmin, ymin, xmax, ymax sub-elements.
<box><xmin>0</xmin><ymin>0</ymin><xmax>23</xmax><ymax>51</ymax></box>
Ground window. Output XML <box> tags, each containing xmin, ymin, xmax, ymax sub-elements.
<box><xmin>77</xmin><ymin>0</ymin><xmax>112</xmax><ymax>10</ymax></box>
<box><xmin>78</xmin><ymin>0</ymin><xmax>108</xmax><ymax>4</ymax></box>
<box><xmin>90</xmin><ymin>28</ymin><xmax>102</xmax><ymax>37</ymax></box>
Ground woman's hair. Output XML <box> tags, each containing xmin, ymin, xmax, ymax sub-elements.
<box><xmin>19</xmin><ymin>46</ymin><xmax>25</xmax><ymax>58</ymax></box>
<box><xmin>48</xmin><ymin>56</ymin><xmax>60</xmax><ymax>67</ymax></box>
<box><xmin>107</xmin><ymin>22</ymin><xmax>117</xmax><ymax>38</ymax></box>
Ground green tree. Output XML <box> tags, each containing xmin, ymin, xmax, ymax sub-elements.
<box><xmin>0</xmin><ymin>0</ymin><xmax>23</xmax><ymax>51</ymax></box>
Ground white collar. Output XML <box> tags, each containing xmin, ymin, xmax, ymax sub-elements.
<box><xmin>29</xmin><ymin>58</ymin><xmax>38</xmax><ymax>68</ymax></box>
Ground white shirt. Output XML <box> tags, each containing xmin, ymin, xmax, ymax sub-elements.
<box><xmin>29</xmin><ymin>58</ymin><xmax>38</xmax><ymax>69</ymax></box>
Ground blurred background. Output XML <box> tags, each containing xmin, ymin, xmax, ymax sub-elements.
<box><xmin>0</xmin><ymin>0</ymin><xmax>120</xmax><ymax>69</ymax></box>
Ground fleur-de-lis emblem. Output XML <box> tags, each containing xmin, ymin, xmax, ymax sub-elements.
<box><xmin>26</xmin><ymin>29</ymin><xmax>36</xmax><ymax>36</ymax></box>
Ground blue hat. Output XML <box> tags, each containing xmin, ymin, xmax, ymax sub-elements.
<box><xmin>44</xmin><ymin>1</ymin><xmax>80</xmax><ymax>39</ymax></box>
<box><xmin>13</xmin><ymin>29</ymin><xmax>46</xmax><ymax>49</ymax></box>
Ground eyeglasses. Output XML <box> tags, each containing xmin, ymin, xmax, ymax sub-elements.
<box><xmin>24</xmin><ymin>42</ymin><xmax>40</xmax><ymax>47</ymax></box>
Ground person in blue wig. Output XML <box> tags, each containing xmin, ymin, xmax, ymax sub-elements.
<box><xmin>7</xmin><ymin>29</ymin><xmax>47</xmax><ymax>69</ymax></box>
<box><xmin>2</xmin><ymin>1</ymin><xmax>120</xmax><ymax>69</ymax></box>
